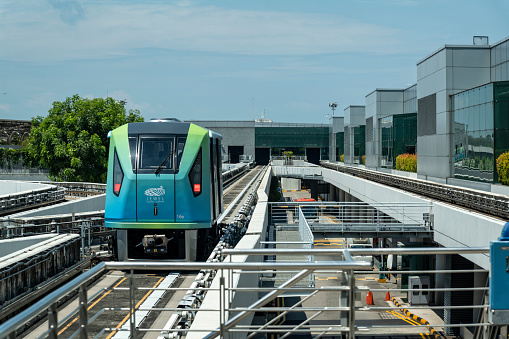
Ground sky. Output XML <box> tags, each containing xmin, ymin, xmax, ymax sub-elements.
<box><xmin>1</xmin><ymin>0</ymin><xmax>509</xmax><ymax>124</ymax></box>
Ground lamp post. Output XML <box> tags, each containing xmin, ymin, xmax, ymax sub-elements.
<box><xmin>329</xmin><ymin>102</ymin><xmax>337</xmax><ymax>116</ymax></box>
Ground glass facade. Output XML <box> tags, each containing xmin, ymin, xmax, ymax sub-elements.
<box><xmin>494</xmin><ymin>82</ymin><xmax>509</xmax><ymax>182</ymax></box>
<box><xmin>336</xmin><ymin>132</ymin><xmax>344</xmax><ymax>161</ymax></box>
<box><xmin>380</xmin><ymin>116</ymin><xmax>393</xmax><ymax>167</ymax></box>
<box><xmin>394</xmin><ymin>114</ymin><xmax>417</xmax><ymax>157</ymax></box>
<box><xmin>255</xmin><ymin>126</ymin><xmax>330</xmax><ymax>159</ymax></box>
<box><xmin>451</xmin><ymin>82</ymin><xmax>508</xmax><ymax>183</ymax></box>
<box><xmin>353</xmin><ymin>125</ymin><xmax>365</xmax><ymax>163</ymax></box>
<box><xmin>379</xmin><ymin>113</ymin><xmax>417</xmax><ymax>168</ymax></box>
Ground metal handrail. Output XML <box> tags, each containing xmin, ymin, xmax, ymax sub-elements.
<box><xmin>0</xmin><ymin>247</ymin><xmax>494</xmax><ymax>338</ymax></box>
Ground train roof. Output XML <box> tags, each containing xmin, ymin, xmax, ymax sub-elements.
<box><xmin>128</xmin><ymin>120</ymin><xmax>191</xmax><ymax>135</ymax></box>
<box><xmin>125</xmin><ymin>120</ymin><xmax>222</xmax><ymax>140</ymax></box>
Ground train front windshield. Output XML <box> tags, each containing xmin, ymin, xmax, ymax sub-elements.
<box><xmin>140</xmin><ymin>137</ymin><xmax>174</xmax><ymax>170</ymax></box>
<box><xmin>128</xmin><ymin>135</ymin><xmax>188</xmax><ymax>174</ymax></box>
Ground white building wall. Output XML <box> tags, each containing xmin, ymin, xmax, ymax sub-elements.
<box><xmin>365</xmin><ymin>92</ymin><xmax>377</xmax><ymax>168</ymax></box>
<box><xmin>343</xmin><ymin>106</ymin><xmax>365</xmax><ymax>165</ymax></box>
<box><xmin>188</xmin><ymin>120</ymin><xmax>256</xmax><ymax>161</ymax></box>
<box><xmin>416</xmin><ymin>46</ymin><xmax>491</xmax><ymax>182</ymax></box>
<box><xmin>365</xmin><ymin>89</ymin><xmax>405</xmax><ymax>169</ymax></box>
<box><xmin>329</xmin><ymin>116</ymin><xmax>344</xmax><ymax>162</ymax></box>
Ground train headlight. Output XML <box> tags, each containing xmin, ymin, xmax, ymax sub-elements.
<box><xmin>113</xmin><ymin>149</ymin><xmax>124</xmax><ymax>196</ymax></box>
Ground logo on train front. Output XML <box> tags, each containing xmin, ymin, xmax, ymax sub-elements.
<box><xmin>145</xmin><ymin>186</ymin><xmax>165</xmax><ymax>203</ymax></box>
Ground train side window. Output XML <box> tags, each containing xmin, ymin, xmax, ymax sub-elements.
<box><xmin>176</xmin><ymin>137</ymin><xmax>186</xmax><ymax>170</ymax></box>
<box><xmin>128</xmin><ymin>137</ymin><xmax>137</xmax><ymax>170</ymax></box>
<box><xmin>139</xmin><ymin>137</ymin><xmax>175</xmax><ymax>172</ymax></box>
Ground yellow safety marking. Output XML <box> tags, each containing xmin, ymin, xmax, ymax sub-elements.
<box><xmin>106</xmin><ymin>277</ymin><xmax>165</xmax><ymax>339</ymax></box>
<box><xmin>314</xmin><ymin>238</ymin><xmax>344</xmax><ymax>242</ymax></box>
<box><xmin>322</xmin><ymin>215</ymin><xmax>340</xmax><ymax>224</ymax></box>
<box><xmin>58</xmin><ymin>277</ymin><xmax>128</xmax><ymax>335</ymax></box>
<box><xmin>355</xmin><ymin>277</ymin><xmax>377</xmax><ymax>281</ymax></box>
<box><xmin>315</xmin><ymin>276</ymin><xmax>339</xmax><ymax>281</ymax></box>
<box><xmin>388</xmin><ymin>311</ymin><xmax>430</xmax><ymax>337</ymax></box>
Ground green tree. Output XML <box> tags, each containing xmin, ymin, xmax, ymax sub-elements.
<box><xmin>27</xmin><ymin>95</ymin><xmax>143</xmax><ymax>183</ymax></box>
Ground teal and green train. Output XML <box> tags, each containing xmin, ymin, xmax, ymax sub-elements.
<box><xmin>105</xmin><ymin>118</ymin><xmax>223</xmax><ymax>261</ymax></box>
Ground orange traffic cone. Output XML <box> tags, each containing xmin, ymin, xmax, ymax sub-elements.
<box><xmin>385</xmin><ymin>289</ymin><xmax>390</xmax><ymax>301</ymax></box>
<box><xmin>367</xmin><ymin>291</ymin><xmax>374</xmax><ymax>305</ymax></box>
<box><xmin>366</xmin><ymin>291</ymin><xmax>370</xmax><ymax>303</ymax></box>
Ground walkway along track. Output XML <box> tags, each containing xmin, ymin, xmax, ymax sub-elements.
<box><xmin>321</xmin><ymin>161</ymin><xmax>509</xmax><ymax>220</ymax></box>
<box><xmin>158</xmin><ymin>165</ymin><xmax>267</xmax><ymax>336</ymax></box>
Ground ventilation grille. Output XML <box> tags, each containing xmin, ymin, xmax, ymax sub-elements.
<box><xmin>366</xmin><ymin>117</ymin><xmax>374</xmax><ymax>142</ymax></box>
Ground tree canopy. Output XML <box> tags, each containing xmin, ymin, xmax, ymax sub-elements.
<box><xmin>28</xmin><ymin>95</ymin><xmax>144</xmax><ymax>183</ymax></box>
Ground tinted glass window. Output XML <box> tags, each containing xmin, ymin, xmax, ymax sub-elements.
<box><xmin>128</xmin><ymin>137</ymin><xmax>137</xmax><ymax>170</ymax></box>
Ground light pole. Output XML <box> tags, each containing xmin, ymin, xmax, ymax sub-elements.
<box><xmin>329</xmin><ymin>102</ymin><xmax>337</xmax><ymax>116</ymax></box>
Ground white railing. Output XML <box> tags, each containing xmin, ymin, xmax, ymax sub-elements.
<box><xmin>239</xmin><ymin>155</ymin><xmax>253</xmax><ymax>163</ymax></box>
<box><xmin>298</xmin><ymin>206</ymin><xmax>314</xmax><ymax>262</ymax></box>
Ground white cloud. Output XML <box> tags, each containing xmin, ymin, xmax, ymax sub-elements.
<box><xmin>0</xmin><ymin>1</ymin><xmax>404</xmax><ymax>62</ymax></box>
<box><xmin>0</xmin><ymin>103</ymin><xmax>10</xmax><ymax>112</ymax></box>
<box><xmin>106</xmin><ymin>90</ymin><xmax>151</xmax><ymax>113</ymax></box>
<box><xmin>27</xmin><ymin>92</ymin><xmax>58</xmax><ymax>109</ymax></box>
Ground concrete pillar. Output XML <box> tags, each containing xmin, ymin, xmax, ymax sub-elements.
<box><xmin>435</xmin><ymin>254</ymin><xmax>445</xmax><ymax>306</ymax></box>
<box><xmin>473</xmin><ymin>266</ymin><xmax>488</xmax><ymax>323</ymax></box>
<box><xmin>310</xmin><ymin>181</ymin><xmax>318</xmax><ymax>200</ymax></box>
<box><xmin>339</xmin><ymin>189</ymin><xmax>346</xmax><ymax>202</ymax></box>
<box><xmin>330</xmin><ymin>184</ymin><xmax>336</xmax><ymax>201</ymax></box>
<box><xmin>344</xmin><ymin>193</ymin><xmax>351</xmax><ymax>222</ymax></box>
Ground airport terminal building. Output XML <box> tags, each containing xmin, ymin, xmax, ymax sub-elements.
<box><xmin>190</xmin><ymin>35</ymin><xmax>509</xmax><ymax>191</ymax></box>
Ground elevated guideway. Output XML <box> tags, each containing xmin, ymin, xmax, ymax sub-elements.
<box><xmin>272</xmin><ymin>164</ymin><xmax>506</xmax><ymax>270</ymax></box>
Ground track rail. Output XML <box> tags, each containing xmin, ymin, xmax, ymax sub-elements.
<box><xmin>7</xmin><ymin>165</ymin><xmax>266</xmax><ymax>338</ymax></box>
<box><xmin>321</xmin><ymin>161</ymin><xmax>509</xmax><ymax>220</ymax></box>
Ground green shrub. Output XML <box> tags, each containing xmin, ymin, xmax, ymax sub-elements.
<box><xmin>497</xmin><ymin>151</ymin><xmax>509</xmax><ymax>185</ymax></box>
<box><xmin>395</xmin><ymin>153</ymin><xmax>417</xmax><ymax>172</ymax></box>
<box><xmin>0</xmin><ymin>148</ymin><xmax>36</xmax><ymax>169</ymax></box>
<box><xmin>340</xmin><ymin>154</ymin><xmax>344</xmax><ymax>162</ymax></box>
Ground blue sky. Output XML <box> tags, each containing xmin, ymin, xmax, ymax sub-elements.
<box><xmin>1</xmin><ymin>0</ymin><xmax>509</xmax><ymax>123</ymax></box>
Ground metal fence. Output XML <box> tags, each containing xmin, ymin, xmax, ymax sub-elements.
<box><xmin>269</xmin><ymin>202</ymin><xmax>433</xmax><ymax>234</ymax></box>
<box><xmin>32</xmin><ymin>181</ymin><xmax>106</xmax><ymax>197</ymax></box>
<box><xmin>0</xmin><ymin>185</ymin><xmax>66</xmax><ymax>214</ymax></box>
<box><xmin>0</xmin><ymin>247</ymin><xmax>495</xmax><ymax>339</ymax></box>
